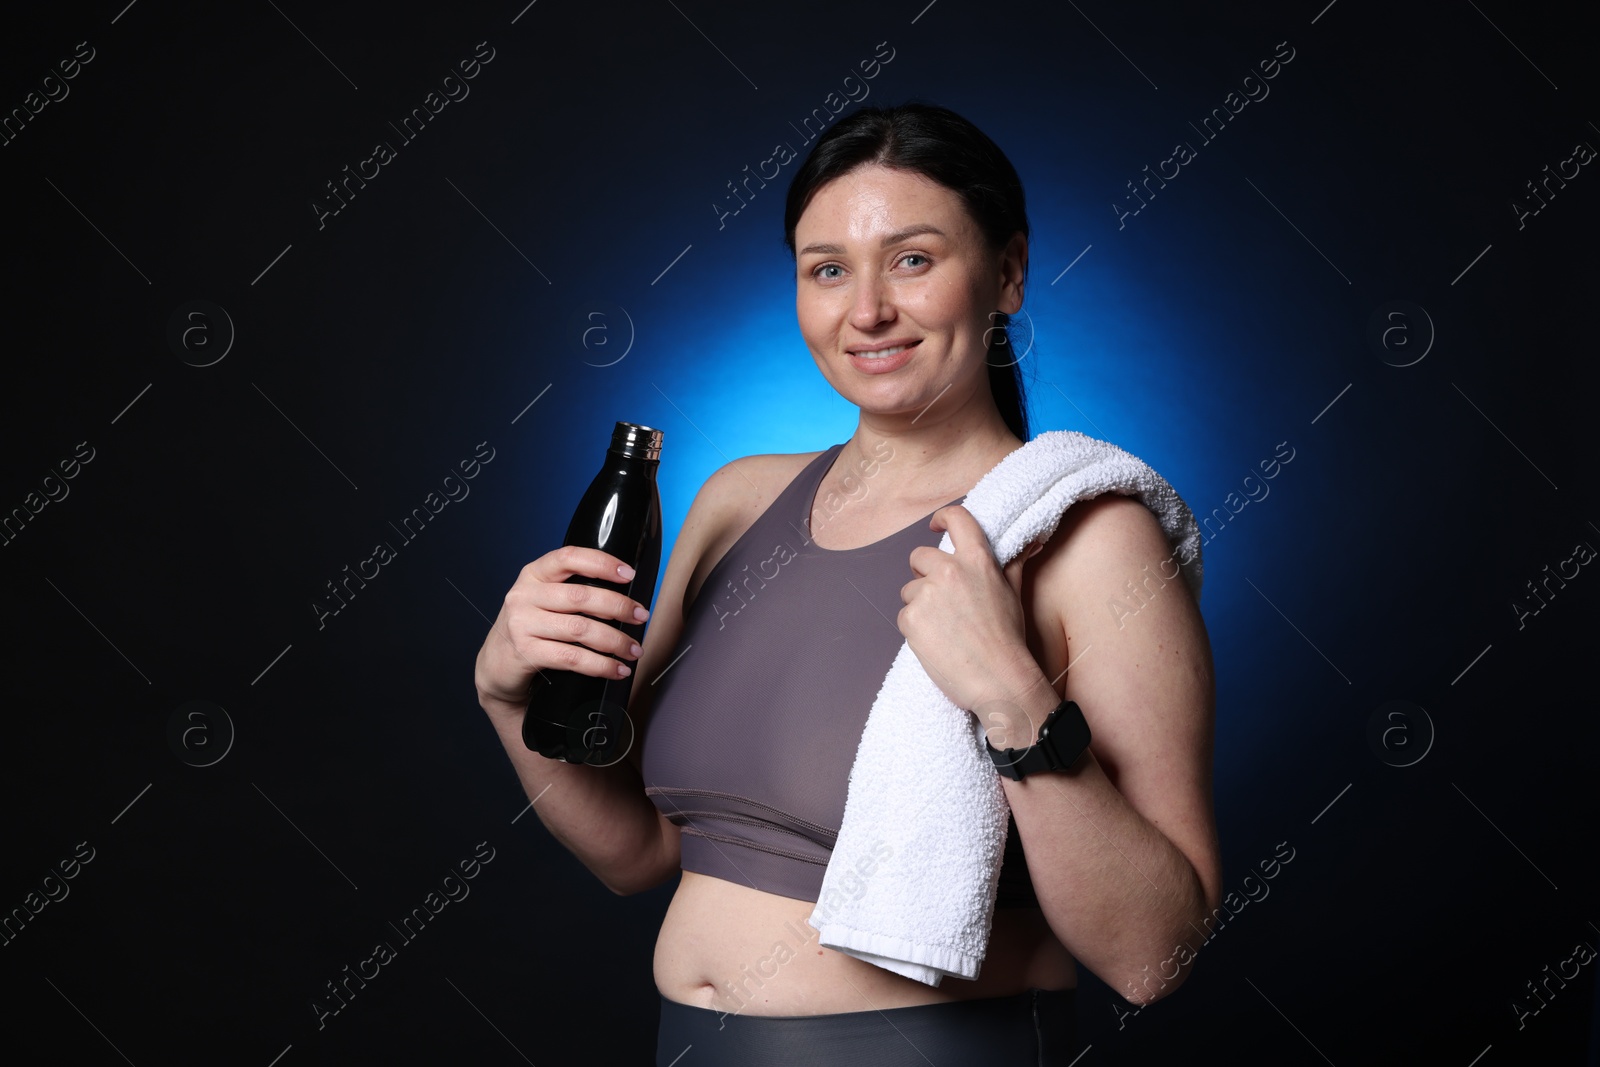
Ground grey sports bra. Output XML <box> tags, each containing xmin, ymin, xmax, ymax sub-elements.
<box><xmin>640</xmin><ymin>443</ymin><xmax>1039</xmax><ymax>908</ymax></box>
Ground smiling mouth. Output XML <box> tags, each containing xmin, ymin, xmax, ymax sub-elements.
<box><xmin>850</xmin><ymin>341</ymin><xmax>919</xmax><ymax>360</ymax></box>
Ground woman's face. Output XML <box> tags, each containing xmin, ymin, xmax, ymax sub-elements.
<box><xmin>793</xmin><ymin>163</ymin><xmax>1024</xmax><ymax>424</ymax></box>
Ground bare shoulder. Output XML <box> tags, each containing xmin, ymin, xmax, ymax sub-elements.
<box><xmin>681</xmin><ymin>450</ymin><xmax>825</xmax><ymax>606</ymax></box>
<box><xmin>695</xmin><ymin>451</ymin><xmax>822</xmax><ymax>522</ymax></box>
<box><xmin>1026</xmin><ymin>493</ymin><xmax>1180</xmax><ymax>608</ymax></box>
<box><xmin>1023</xmin><ymin>489</ymin><xmax>1212</xmax><ymax>737</ymax></box>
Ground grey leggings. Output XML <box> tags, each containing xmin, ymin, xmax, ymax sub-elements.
<box><xmin>655</xmin><ymin>988</ymin><xmax>1077</xmax><ymax>1066</ymax></box>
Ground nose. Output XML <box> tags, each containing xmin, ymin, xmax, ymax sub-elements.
<box><xmin>849</xmin><ymin>272</ymin><xmax>895</xmax><ymax>331</ymax></box>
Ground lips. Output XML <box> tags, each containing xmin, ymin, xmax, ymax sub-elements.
<box><xmin>846</xmin><ymin>339</ymin><xmax>919</xmax><ymax>375</ymax></box>
<box><xmin>848</xmin><ymin>340</ymin><xmax>920</xmax><ymax>360</ymax></box>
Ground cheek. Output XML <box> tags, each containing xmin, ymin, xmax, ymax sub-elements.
<box><xmin>795</xmin><ymin>308</ymin><xmax>845</xmax><ymax>380</ymax></box>
<box><xmin>917</xmin><ymin>283</ymin><xmax>986</xmax><ymax>354</ymax></box>
<box><xmin>901</xmin><ymin>278</ymin><xmax>963</xmax><ymax>329</ymax></box>
<box><xmin>798</xmin><ymin>284</ymin><xmax>856</xmax><ymax>332</ymax></box>
<box><xmin>795</xmin><ymin>298</ymin><xmax>832</xmax><ymax>348</ymax></box>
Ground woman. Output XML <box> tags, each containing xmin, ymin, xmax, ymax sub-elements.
<box><xmin>475</xmin><ymin>103</ymin><xmax>1221</xmax><ymax>1065</ymax></box>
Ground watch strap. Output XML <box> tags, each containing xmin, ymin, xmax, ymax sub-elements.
<box><xmin>987</xmin><ymin>698</ymin><xmax>1091</xmax><ymax>780</ymax></box>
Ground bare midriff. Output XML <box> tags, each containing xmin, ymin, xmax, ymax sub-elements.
<box><xmin>654</xmin><ymin>869</ymin><xmax>1077</xmax><ymax>1015</ymax></box>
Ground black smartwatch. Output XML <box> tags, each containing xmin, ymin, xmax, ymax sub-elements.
<box><xmin>986</xmin><ymin>698</ymin><xmax>1091</xmax><ymax>780</ymax></box>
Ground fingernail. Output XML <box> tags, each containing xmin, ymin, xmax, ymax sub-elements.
<box><xmin>617</xmin><ymin>662</ymin><xmax>632</xmax><ymax>677</ymax></box>
<box><xmin>634</xmin><ymin>606</ymin><xmax>651</xmax><ymax>621</ymax></box>
<box><xmin>618</xmin><ymin>563</ymin><xmax>636</xmax><ymax>580</ymax></box>
<box><xmin>629</xmin><ymin>643</ymin><xmax>642</xmax><ymax>658</ymax></box>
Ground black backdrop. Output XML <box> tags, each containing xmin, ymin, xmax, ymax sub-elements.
<box><xmin>2</xmin><ymin>1</ymin><xmax>1596</xmax><ymax>1064</ymax></box>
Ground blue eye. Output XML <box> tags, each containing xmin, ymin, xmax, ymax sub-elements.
<box><xmin>900</xmin><ymin>254</ymin><xmax>928</xmax><ymax>268</ymax></box>
<box><xmin>814</xmin><ymin>264</ymin><xmax>843</xmax><ymax>280</ymax></box>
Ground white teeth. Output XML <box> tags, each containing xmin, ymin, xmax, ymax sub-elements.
<box><xmin>855</xmin><ymin>344</ymin><xmax>908</xmax><ymax>359</ymax></box>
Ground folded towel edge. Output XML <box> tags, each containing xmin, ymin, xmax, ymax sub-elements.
<box><xmin>809</xmin><ymin>921</ymin><xmax>982</xmax><ymax>985</ymax></box>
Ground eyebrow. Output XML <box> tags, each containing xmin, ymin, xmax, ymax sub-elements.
<box><xmin>797</xmin><ymin>224</ymin><xmax>947</xmax><ymax>257</ymax></box>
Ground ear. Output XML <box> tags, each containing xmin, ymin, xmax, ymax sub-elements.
<box><xmin>996</xmin><ymin>231</ymin><xmax>1028</xmax><ymax>315</ymax></box>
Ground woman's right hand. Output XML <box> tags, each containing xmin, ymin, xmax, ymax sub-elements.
<box><xmin>473</xmin><ymin>546</ymin><xmax>652</xmax><ymax>720</ymax></box>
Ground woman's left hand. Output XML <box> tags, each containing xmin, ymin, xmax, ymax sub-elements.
<box><xmin>898</xmin><ymin>504</ymin><xmax>1047</xmax><ymax>715</ymax></box>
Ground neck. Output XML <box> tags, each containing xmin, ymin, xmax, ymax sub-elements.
<box><xmin>838</xmin><ymin>384</ymin><xmax>1022</xmax><ymax>504</ymax></box>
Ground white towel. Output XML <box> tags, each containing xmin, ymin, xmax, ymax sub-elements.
<box><xmin>807</xmin><ymin>430</ymin><xmax>1204</xmax><ymax>985</ymax></box>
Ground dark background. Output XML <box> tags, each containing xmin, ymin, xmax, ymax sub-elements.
<box><xmin>2</xmin><ymin>1</ymin><xmax>1596</xmax><ymax>1063</ymax></box>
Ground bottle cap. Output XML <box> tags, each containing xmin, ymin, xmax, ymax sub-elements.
<box><xmin>611</xmin><ymin>422</ymin><xmax>664</xmax><ymax>461</ymax></box>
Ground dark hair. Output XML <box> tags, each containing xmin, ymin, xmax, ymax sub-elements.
<box><xmin>783</xmin><ymin>102</ymin><xmax>1031</xmax><ymax>441</ymax></box>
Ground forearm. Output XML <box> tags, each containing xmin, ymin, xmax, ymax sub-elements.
<box><xmin>482</xmin><ymin>696</ymin><xmax>674</xmax><ymax>895</ymax></box>
<box><xmin>994</xmin><ymin>672</ymin><xmax>1216</xmax><ymax>1002</ymax></box>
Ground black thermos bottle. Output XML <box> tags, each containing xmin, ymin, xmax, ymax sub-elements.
<box><xmin>523</xmin><ymin>421</ymin><xmax>664</xmax><ymax>765</ymax></box>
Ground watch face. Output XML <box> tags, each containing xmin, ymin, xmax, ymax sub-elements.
<box><xmin>1049</xmin><ymin>701</ymin><xmax>1092</xmax><ymax>770</ymax></box>
<box><xmin>988</xmin><ymin>700</ymin><xmax>1090</xmax><ymax>779</ymax></box>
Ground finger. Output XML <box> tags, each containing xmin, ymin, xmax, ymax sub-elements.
<box><xmin>519</xmin><ymin>556</ymin><xmax>651</xmax><ymax>624</ymax></box>
<box><xmin>513</xmin><ymin>588</ymin><xmax>649</xmax><ymax>650</ymax></box>
<box><xmin>481</xmin><ymin>618</ymin><xmax>635</xmax><ymax>708</ymax></box>
<box><xmin>495</xmin><ymin>626</ymin><xmax>636</xmax><ymax>687</ymax></box>
<box><xmin>519</xmin><ymin>609</ymin><xmax>643</xmax><ymax>664</ymax></box>
<box><xmin>531</xmin><ymin>544</ymin><xmax>639</xmax><ymax>587</ymax></box>
<box><xmin>520</xmin><ymin>587</ymin><xmax>648</xmax><ymax>649</ymax></box>
<box><xmin>1004</xmin><ymin>538</ymin><xmax>1046</xmax><ymax>593</ymax></box>
<box><xmin>1002</xmin><ymin>551</ymin><xmax>1028</xmax><ymax>597</ymax></box>
<box><xmin>528</xmin><ymin>635</ymin><xmax>638</xmax><ymax>681</ymax></box>
<box><xmin>929</xmin><ymin>504</ymin><xmax>992</xmax><ymax>560</ymax></box>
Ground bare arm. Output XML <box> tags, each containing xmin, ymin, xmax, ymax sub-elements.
<box><xmin>474</xmin><ymin>460</ymin><xmax>755</xmax><ymax>895</ymax></box>
<box><xmin>992</xmin><ymin>495</ymin><xmax>1221</xmax><ymax>1003</ymax></box>
<box><xmin>901</xmin><ymin>494</ymin><xmax>1220</xmax><ymax>1003</ymax></box>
